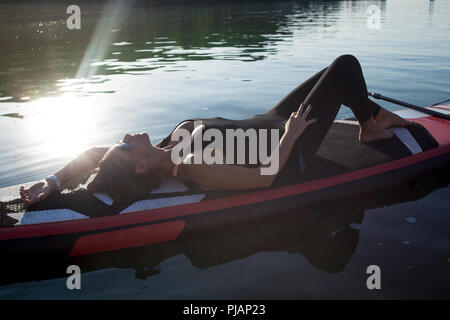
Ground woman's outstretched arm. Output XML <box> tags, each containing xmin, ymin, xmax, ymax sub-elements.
<box><xmin>20</xmin><ymin>147</ymin><xmax>108</xmax><ymax>204</ymax></box>
<box><xmin>53</xmin><ymin>147</ymin><xmax>108</xmax><ymax>186</ymax></box>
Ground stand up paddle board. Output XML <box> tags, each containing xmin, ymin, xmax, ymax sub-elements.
<box><xmin>1</xmin><ymin>104</ymin><xmax>449</xmax><ymax>257</ymax></box>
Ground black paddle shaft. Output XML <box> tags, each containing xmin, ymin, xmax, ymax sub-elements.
<box><xmin>368</xmin><ymin>92</ymin><xmax>450</xmax><ymax>121</ymax></box>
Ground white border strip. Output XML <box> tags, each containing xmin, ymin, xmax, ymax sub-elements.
<box><xmin>389</xmin><ymin>127</ymin><xmax>422</xmax><ymax>154</ymax></box>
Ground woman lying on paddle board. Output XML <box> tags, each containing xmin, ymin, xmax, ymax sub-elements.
<box><xmin>20</xmin><ymin>55</ymin><xmax>411</xmax><ymax>204</ymax></box>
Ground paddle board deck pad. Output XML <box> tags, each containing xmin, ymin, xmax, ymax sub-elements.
<box><xmin>1</xmin><ymin>104</ymin><xmax>449</xmax><ymax>257</ymax></box>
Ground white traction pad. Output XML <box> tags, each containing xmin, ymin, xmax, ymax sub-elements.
<box><xmin>120</xmin><ymin>194</ymin><xmax>205</xmax><ymax>214</ymax></box>
<box><xmin>1</xmin><ymin>175</ymin><xmax>204</xmax><ymax>226</ymax></box>
<box><xmin>389</xmin><ymin>127</ymin><xmax>423</xmax><ymax>154</ymax></box>
<box><xmin>12</xmin><ymin>209</ymin><xmax>88</xmax><ymax>226</ymax></box>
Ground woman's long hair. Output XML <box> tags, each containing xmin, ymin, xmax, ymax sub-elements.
<box><xmin>86</xmin><ymin>148</ymin><xmax>161</xmax><ymax>201</ymax></box>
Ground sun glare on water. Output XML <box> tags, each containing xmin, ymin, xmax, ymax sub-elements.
<box><xmin>26</xmin><ymin>95</ymin><xmax>100</xmax><ymax>159</ymax></box>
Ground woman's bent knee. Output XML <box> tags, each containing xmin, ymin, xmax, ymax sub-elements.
<box><xmin>333</xmin><ymin>54</ymin><xmax>359</xmax><ymax>67</ymax></box>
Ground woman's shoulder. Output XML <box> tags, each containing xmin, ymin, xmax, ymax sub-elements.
<box><xmin>160</xmin><ymin>119</ymin><xmax>206</xmax><ymax>150</ymax></box>
<box><xmin>174</xmin><ymin>120</ymin><xmax>195</xmax><ymax>131</ymax></box>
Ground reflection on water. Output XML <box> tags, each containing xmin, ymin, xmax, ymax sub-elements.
<box><xmin>0</xmin><ymin>171</ymin><xmax>449</xmax><ymax>298</ymax></box>
<box><xmin>0</xmin><ymin>2</ymin><xmax>297</xmax><ymax>102</ymax></box>
<box><xmin>0</xmin><ymin>0</ymin><xmax>449</xmax><ymax>298</ymax></box>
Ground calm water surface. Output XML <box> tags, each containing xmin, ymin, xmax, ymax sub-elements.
<box><xmin>0</xmin><ymin>0</ymin><xmax>449</xmax><ymax>298</ymax></box>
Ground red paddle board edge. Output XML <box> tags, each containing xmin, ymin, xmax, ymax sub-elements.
<box><xmin>1</xmin><ymin>116</ymin><xmax>449</xmax><ymax>241</ymax></box>
<box><xmin>69</xmin><ymin>220</ymin><xmax>186</xmax><ymax>257</ymax></box>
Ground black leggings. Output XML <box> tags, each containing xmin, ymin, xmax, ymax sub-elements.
<box><xmin>266</xmin><ymin>54</ymin><xmax>381</xmax><ymax>159</ymax></box>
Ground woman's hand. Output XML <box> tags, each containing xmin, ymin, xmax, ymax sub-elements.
<box><xmin>285</xmin><ymin>103</ymin><xmax>317</xmax><ymax>140</ymax></box>
<box><xmin>20</xmin><ymin>181</ymin><xmax>53</xmax><ymax>205</ymax></box>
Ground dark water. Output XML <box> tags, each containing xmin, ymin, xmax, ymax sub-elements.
<box><xmin>0</xmin><ymin>0</ymin><xmax>449</xmax><ymax>298</ymax></box>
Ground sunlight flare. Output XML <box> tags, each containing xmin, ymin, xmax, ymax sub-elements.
<box><xmin>26</xmin><ymin>95</ymin><xmax>100</xmax><ymax>158</ymax></box>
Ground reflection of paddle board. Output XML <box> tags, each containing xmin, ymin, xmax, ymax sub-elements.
<box><xmin>1</xmin><ymin>104</ymin><xmax>449</xmax><ymax>257</ymax></box>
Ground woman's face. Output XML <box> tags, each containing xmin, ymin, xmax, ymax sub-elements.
<box><xmin>121</xmin><ymin>132</ymin><xmax>151</xmax><ymax>147</ymax></box>
<box><xmin>89</xmin><ymin>131</ymin><xmax>161</xmax><ymax>198</ymax></box>
<box><xmin>105</xmin><ymin>132</ymin><xmax>155</xmax><ymax>174</ymax></box>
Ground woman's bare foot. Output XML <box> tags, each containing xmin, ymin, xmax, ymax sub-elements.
<box><xmin>375</xmin><ymin>107</ymin><xmax>412</xmax><ymax>128</ymax></box>
<box><xmin>359</xmin><ymin>118</ymin><xmax>394</xmax><ymax>143</ymax></box>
